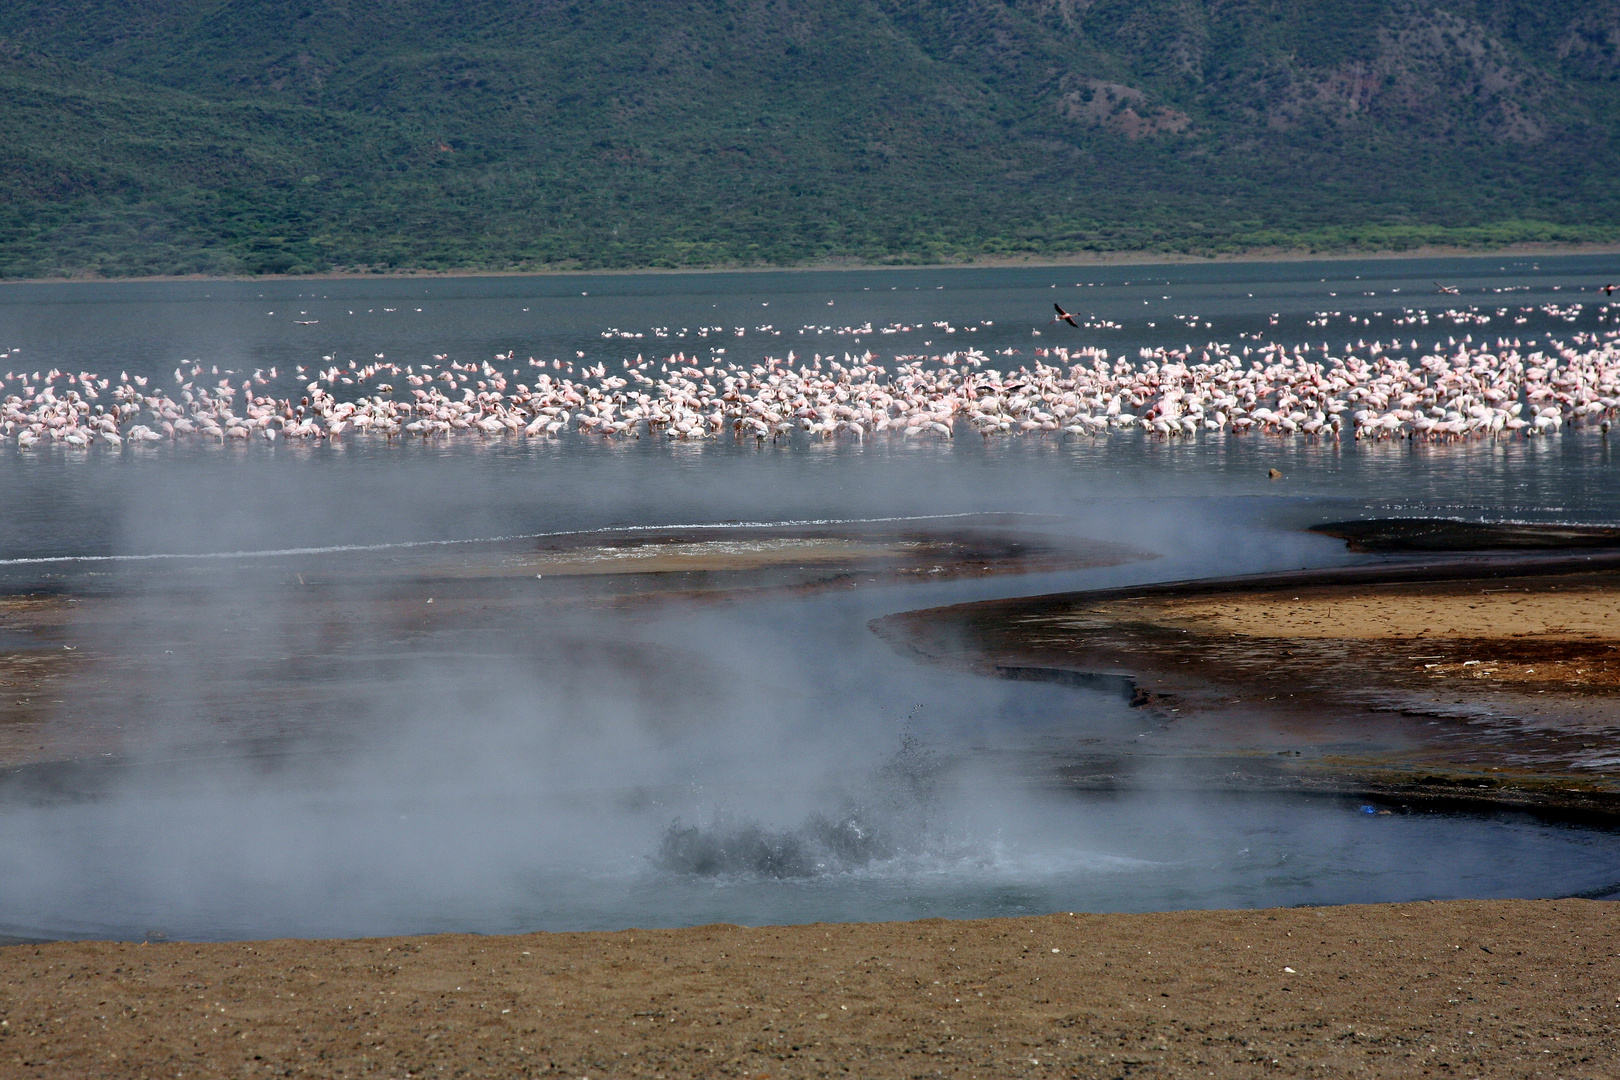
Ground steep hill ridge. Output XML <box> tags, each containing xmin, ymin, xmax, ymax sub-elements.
<box><xmin>0</xmin><ymin>0</ymin><xmax>1615</xmax><ymax>277</ymax></box>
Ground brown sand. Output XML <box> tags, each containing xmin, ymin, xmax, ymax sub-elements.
<box><xmin>2</xmin><ymin>901</ymin><xmax>1615</xmax><ymax>1079</ymax></box>
<box><xmin>1151</xmin><ymin>588</ymin><xmax>1620</xmax><ymax>644</ymax></box>
<box><xmin>1112</xmin><ymin>583</ymin><xmax>1620</xmax><ymax>693</ymax></box>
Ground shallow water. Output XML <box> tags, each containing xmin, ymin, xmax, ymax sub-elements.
<box><xmin>3</xmin><ymin>779</ymin><xmax>1615</xmax><ymax>942</ymax></box>
<box><xmin>3</xmin><ymin>252</ymin><xmax>1614</xmax><ymax>380</ymax></box>
<box><xmin>0</xmin><ymin>255</ymin><xmax>1617</xmax><ymax>940</ymax></box>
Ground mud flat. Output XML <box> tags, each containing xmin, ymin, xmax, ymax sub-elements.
<box><xmin>2</xmin><ymin>899</ymin><xmax>1616</xmax><ymax>1079</ymax></box>
<box><xmin>0</xmin><ymin>516</ymin><xmax>1147</xmax><ymax>770</ymax></box>
<box><xmin>873</xmin><ymin>551</ymin><xmax>1620</xmax><ymax>816</ymax></box>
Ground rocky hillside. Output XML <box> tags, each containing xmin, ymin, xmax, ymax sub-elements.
<box><xmin>0</xmin><ymin>0</ymin><xmax>1615</xmax><ymax>276</ymax></box>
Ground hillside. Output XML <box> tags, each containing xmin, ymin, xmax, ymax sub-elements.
<box><xmin>1</xmin><ymin>0</ymin><xmax>1617</xmax><ymax>277</ymax></box>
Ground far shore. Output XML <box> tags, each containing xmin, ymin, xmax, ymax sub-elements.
<box><xmin>3</xmin><ymin>240</ymin><xmax>1618</xmax><ymax>287</ymax></box>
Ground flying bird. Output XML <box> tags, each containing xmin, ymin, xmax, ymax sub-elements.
<box><xmin>1053</xmin><ymin>303</ymin><xmax>1080</xmax><ymax>327</ymax></box>
<box><xmin>1435</xmin><ymin>282</ymin><xmax>1460</xmax><ymax>295</ymax></box>
<box><xmin>1602</xmin><ymin>283</ymin><xmax>1616</xmax><ymax>296</ymax></box>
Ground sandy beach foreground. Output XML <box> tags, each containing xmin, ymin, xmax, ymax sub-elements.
<box><xmin>2</xmin><ymin>899</ymin><xmax>1615</xmax><ymax>1079</ymax></box>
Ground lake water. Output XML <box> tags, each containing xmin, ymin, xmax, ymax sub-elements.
<box><xmin>1</xmin><ymin>254</ymin><xmax>1617</xmax><ymax>941</ymax></box>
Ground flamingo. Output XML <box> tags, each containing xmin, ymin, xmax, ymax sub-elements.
<box><xmin>5</xmin><ymin>301</ymin><xmax>1617</xmax><ymax>451</ymax></box>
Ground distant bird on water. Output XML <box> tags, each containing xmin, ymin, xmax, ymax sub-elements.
<box><xmin>1053</xmin><ymin>303</ymin><xmax>1080</xmax><ymax>327</ymax></box>
<box><xmin>1434</xmin><ymin>282</ymin><xmax>1460</xmax><ymax>295</ymax></box>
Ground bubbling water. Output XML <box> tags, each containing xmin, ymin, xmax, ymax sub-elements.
<box><xmin>657</xmin><ymin>738</ymin><xmax>939</xmax><ymax>879</ymax></box>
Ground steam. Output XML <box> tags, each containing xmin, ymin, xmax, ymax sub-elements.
<box><xmin>656</xmin><ymin>737</ymin><xmax>939</xmax><ymax>878</ymax></box>
<box><xmin>1</xmin><ymin>452</ymin><xmax>1617</xmax><ymax>943</ymax></box>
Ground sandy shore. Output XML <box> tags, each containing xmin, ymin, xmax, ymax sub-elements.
<box><xmin>2</xmin><ymin>900</ymin><xmax>1615</xmax><ymax>1078</ymax></box>
<box><xmin>875</xmin><ymin>554</ymin><xmax>1620</xmax><ymax>816</ymax></box>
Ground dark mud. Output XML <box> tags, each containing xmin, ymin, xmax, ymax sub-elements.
<box><xmin>1312</xmin><ymin>518</ymin><xmax>1620</xmax><ymax>553</ymax></box>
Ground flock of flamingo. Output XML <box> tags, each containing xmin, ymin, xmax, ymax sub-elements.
<box><xmin>3</xmin><ymin>303</ymin><xmax>1618</xmax><ymax>449</ymax></box>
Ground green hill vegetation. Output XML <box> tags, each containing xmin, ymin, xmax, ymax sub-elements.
<box><xmin>1</xmin><ymin>0</ymin><xmax>1617</xmax><ymax>277</ymax></box>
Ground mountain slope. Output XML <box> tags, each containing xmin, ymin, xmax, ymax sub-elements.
<box><xmin>0</xmin><ymin>0</ymin><xmax>1614</xmax><ymax>277</ymax></box>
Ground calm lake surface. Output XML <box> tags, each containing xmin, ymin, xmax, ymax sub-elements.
<box><xmin>1</xmin><ymin>254</ymin><xmax>1617</xmax><ymax>940</ymax></box>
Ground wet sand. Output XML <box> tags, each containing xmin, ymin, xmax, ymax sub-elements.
<box><xmin>2</xmin><ymin>900</ymin><xmax>1616</xmax><ymax>1079</ymax></box>
<box><xmin>874</xmin><ymin>553</ymin><xmax>1620</xmax><ymax>816</ymax></box>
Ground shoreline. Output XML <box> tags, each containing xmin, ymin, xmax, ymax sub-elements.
<box><xmin>874</xmin><ymin>550</ymin><xmax>1620</xmax><ymax>819</ymax></box>
<box><xmin>3</xmin><ymin>240</ymin><xmax>1618</xmax><ymax>287</ymax></box>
